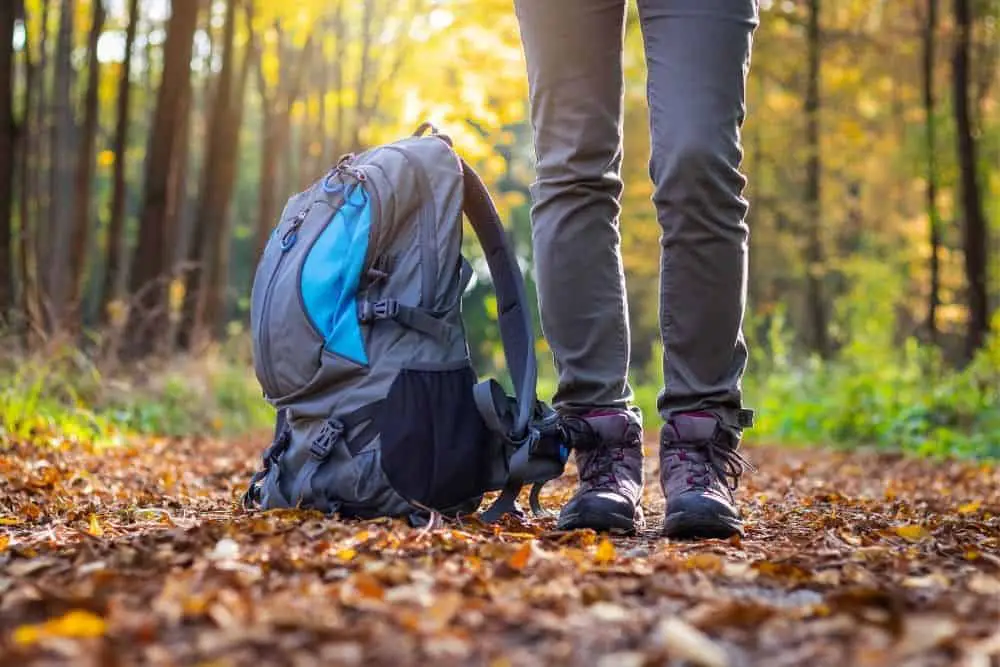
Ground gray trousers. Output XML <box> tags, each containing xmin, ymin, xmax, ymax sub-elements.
<box><xmin>515</xmin><ymin>0</ymin><xmax>758</xmax><ymax>431</ymax></box>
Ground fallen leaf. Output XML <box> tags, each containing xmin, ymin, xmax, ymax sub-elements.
<box><xmin>958</xmin><ymin>500</ymin><xmax>981</xmax><ymax>514</ymax></box>
<box><xmin>902</xmin><ymin>573</ymin><xmax>950</xmax><ymax>588</ymax></box>
<box><xmin>336</xmin><ymin>548</ymin><xmax>357</xmax><ymax>562</ymax></box>
<box><xmin>425</xmin><ymin>591</ymin><xmax>464</xmax><ymax>631</ymax></box>
<box><xmin>13</xmin><ymin>610</ymin><xmax>107</xmax><ymax>645</ymax></box>
<box><xmin>687</xmin><ymin>553</ymin><xmax>724</xmax><ymax>573</ymax></box>
<box><xmin>895</xmin><ymin>614</ymin><xmax>958</xmax><ymax>657</ymax></box>
<box><xmin>594</xmin><ymin>539</ymin><xmax>616</xmax><ymax>565</ymax></box>
<box><xmin>0</xmin><ymin>517</ymin><xmax>21</xmax><ymax>526</ymax></box>
<box><xmin>587</xmin><ymin>602</ymin><xmax>631</xmax><ymax>623</ymax></box>
<box><xmin>208</xmin><ymin>538</ymin><xmax>240</xmax><ymax>561</ymax></box>
<box><xmin>893</xmin><ymin>524</ymin><xmax>928</xmax><ymax>541</ymax></box>
<box><xmin>651</xmin><ymin>616</ymin><xmax>729</xmax><ymax>667</ymax></box>
<box><xmin>0</xmin><ymin>535</ymin><xmax>9</xmax><ymax>552</ymax></box>
<box><xmin>88</xmin><ymin>513</ymin><xmax>104</xmax><ymax>537</ymax></box>
<box><xmin>597</xmin><ymin>652</ymin><xmax>645</xmax><ymax>667</ymax></box>
<box><xmin>967</xmin><ymin>573</ymin><xmax>1000</xmax><ymax>596</ymax></box>
<box><xmin>506</xmin><ymin>541</ymin><xmax>533</xmax><ymax>571</ymax></box>
<box><xmin>349</xmin><ymin>573</ymin><xmax>385</xmax><ymax>600</ymax></box>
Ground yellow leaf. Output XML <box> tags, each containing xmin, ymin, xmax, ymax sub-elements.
<box><xmin>0</xmin><ymin>535</ymin><xmax>9</xmax><ymax>552</ymax></box>
<box><xmin>0</xmin><ymin>517</ymin><xmax>21</xmax><ymax>525</ymax></box>
<box><xmin>894</xmin><ymin>524</ymin><xmax>928</xmax><ymax>541</ymax></box>
<box><xmin>88</xmin><ymin>514</ymin><xmax>103</xmax><ymax>537</ymax></box>
<box><xmin>594</xmin><ymin>538</ymin><xmax>616</xmax><ymax>565</ymax></box>
<box><xmin>13</xmin><ymin>610</ymin><xmax>107</xmax><ymax>645</ymax></box>
<box><xmin>336</xmin><ymin>548</ymin><xmax>357</xmax><ymax>562</ymax></box>
<box><xmin>686</xmin><ymin>553</ymin><xmax>724</xmax><ymax>572</ymax></box>
<box><xmin>96</xmin><ymin>150</ymin><xmax>115</xmax><ymax>168</ymax></box>
<box><xmin>958</xmin><ymin>501</ymin><xmax>981</xmax><ymax>514</ymax></box>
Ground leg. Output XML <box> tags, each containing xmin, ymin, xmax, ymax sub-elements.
<box><xmin>637</xmin><ymin>0</ymin><xmax>758</xmax><ymax>538</ymax></box>
<box><xmin>514</xmin><ymin>0</ymin><xmax>644</xmax><ymax>534</ymax></box>
<box><xmin>514</xmin><ymin>0</ymin><xmax>632</xmax><ymax>414</ymax></box>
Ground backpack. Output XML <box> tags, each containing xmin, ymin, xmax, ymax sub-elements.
<box><xmin>242</xmin><ymin>123</ymin><xmax>570</xmax><ymax>524</ymax></box>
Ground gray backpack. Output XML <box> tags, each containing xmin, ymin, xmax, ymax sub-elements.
<box><xmin>242</xmin><ymin>124</ymin><xmax>570</xmax><ymax>523</ymax></box>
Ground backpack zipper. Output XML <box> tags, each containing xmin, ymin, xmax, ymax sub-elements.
<box><xmin>382</xmin><ymin>145</ymin><xmax>439</xmax><ymax>308</ymax></box>
<box><xmin>259</xmin><ymin>206</ymin><xmax>309</xmax><ymax>398</ymax></box>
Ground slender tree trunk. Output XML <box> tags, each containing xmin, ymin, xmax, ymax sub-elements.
<box><xmin>0</xmin><ymin>0</ymin><xmax>16</xmax><ymax>324</ymax></box>
<box><xmin>100</xmin><ymin>0</ymin><xmax>139</xmax><ymax>327</ymax></box>
<box><xmin>922</xmin><ymin>0</ymin><xmax>942</xmax><ymax>345</ymax></box>
<box><xmin>46</xmin><ymin>0</ymin><xmax>75</xmax><ymax>328</ymax></box>
<box><xmin>33</xmin><ymin>0</ymin><xmax>51</xmax><ymax>328</ymax></box>
<box><xmin>179</xmin><ymin>0</ymin><xmax>238</xmax><ymax>348</ymax></box>
<box><xmin>204</xmin><ymin>32</ymin><xmax>254</xmax><ymax>339</ymax></box>
<box><xmin>350</xmin><ymin>0</ymin><xmax>376</xmax><ymax>151</ymax></box>
<box><xmin>315</xmin><ymin>44</ymin><xmax>328</xmax><ymax>175</ymax></box>
<box><xmin>123</xmin><ymin>0</ymin><xmax>199</xmax><ymax>360</ymax></box>
<box><xmin>804</xmin><ymin>0</ymin><xmax>829</xmax><ymax>357</ymax></box>
<box><xmin>952</xmin><ymin>0</ymin><xmax>989</xmax><ymax>360</ymax></box>
<box><xmin>16</xmin><ymin>0</ymin><xmax>42</xmax><ymax>345</ymax></box>
<box><xmin>66</xmin><ymin>0</ymin><xmax>106</xmax><ymax>332</ymax></box>
<box><xmin>254</xmin><ymin>107</ymin><xmax>277</xmax><ymax>264</ymax></box>
<box><xmin>333</xmin><ymin>0</ymin><xmax>345</xmax><ymax>155</ymax></box>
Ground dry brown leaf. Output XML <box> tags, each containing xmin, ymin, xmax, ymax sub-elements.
<box><xmin>506</xmin><ymin>541</ymin><xmax>533</xmax><ymax>571</ymax></box>
<box><xmin>652</xmin><ymin>616</ymin><xmax>729</xmax><ymax>667</ymax></box>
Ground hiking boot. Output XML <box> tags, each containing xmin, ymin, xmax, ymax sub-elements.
<box><xmin>660</xmin><ymin>413</ymin><xmax>755</xmax><ymax>540</ymax></box>
<box><xmin>557</xmin><ymin>409</ymin><xmax>645</xmax><ymax>535</ymax></box>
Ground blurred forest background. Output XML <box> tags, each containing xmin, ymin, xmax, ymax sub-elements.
<box><xmin>0</xmin><ymin>0</ymin><xmax>998</xmax><ymax>457</ymax></box>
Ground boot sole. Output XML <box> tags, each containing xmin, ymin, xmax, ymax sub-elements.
<box><xmin>558</xmin><ymin>507</ymin><xmax>644</xmax><ymax>536</ymax></box>
<box><xmin>663</xmin><ymin>510</ymin><xmax>743</xmax><ymax>540</ymax></box>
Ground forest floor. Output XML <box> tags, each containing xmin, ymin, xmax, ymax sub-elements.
<box><xmin>0</xmin><ymin>433</ymin><xmax>998</xmax><ymax>667</ymax></box>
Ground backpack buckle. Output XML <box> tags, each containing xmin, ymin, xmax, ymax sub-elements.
<box><xmin>359</xmin><ymin>299</ymin><xmax>399</xmax><ymax>323</ymax></box>
<box><xmin>309</xmin><ymin>419</ymin><xmax>344</xmax><ymax>460</ymax></box>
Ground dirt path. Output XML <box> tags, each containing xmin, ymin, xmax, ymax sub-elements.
<box><xmin>1</xmin><ymin>434</ymin><xmax>998</xmax><ymax>666</ymax></box>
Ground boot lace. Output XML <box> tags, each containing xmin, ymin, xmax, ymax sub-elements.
<box><xmin>668</xmin><ymin>438</ymin><xmax>756</xmax><ymax>492</ymax></box>
<box><xmin>560</xmin><ymin>414</ymin><xmax>634</xmax><ymax>490</ymax></box>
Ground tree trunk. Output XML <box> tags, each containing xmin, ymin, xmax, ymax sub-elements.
<box><xmin>804</xmin><ymin>0</ymin><xmax>829</xmax><ymax>357</ymax></box>
<box><xmin>923</xmin><ymin>0</ymin><xmax>941</xmax><ymax>345</ymax></box>
<box><xmin>45</xmin><ymin>0</ymin><xmax>76</xmax><ymax>328</ymax></box>
<box><xmin>204</xmin><ymin>29</ymin><xmax>254</xmax><ymax>339</ymax></box>
<box><xmin>251</xmin><ymin>29</ymin><xmax>312</xmax><ymax>264</ymax></box>
<box><xmin>100</xmin><ymin>0</ymin><xmax>139</xmax><ymax>328</ymax></box>
<box><xmin>254</xmin><ymin>107</ymin><xmax>278</xmax><ymax>264</ymax></box>
<box><xmin>952</xmin><ymin>0</ymin><xmax>989</xmax><ymax>361</ymax></box>
<box><xmin>350</xmin><ymin>0</ymin><xmax>376</xmax><ymax>151</ymax></box>
<box><xmin>332</xmin><ymin>0</ymin><xmax>345</xmax><ymax>155</ymax></box>
<box><xmin>32</xmin><ymin>0</ymin><xmax>50</xmax><ymax>331</ymax></box>
<box><xmin>123</xmin><ymin>0</ymin><xmax>199</xmax><ymax>360</ymax></box>
<box><xmin>179</xmin><ymin>0</ymin><xmax>238</xmax><ymax>349</ymax></box>
<box><xmin>0</xmin><ymin>0</ymin><xmax>16</xmax><ymax>324</ymax></box>
<box><xmin>66</xmin><ymin>0</ymin><xmax>106</xmax><ymax>332</ymax></box>
<box><xmin>16</xmin><ymin>0</ymin><xmax>43</xmax><ymax>345</ymax></box>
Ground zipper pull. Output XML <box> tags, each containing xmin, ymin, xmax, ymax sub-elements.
<box><xmin>280</xmin><ymin>208</ymin><xmax>308</xmax><ymax>251</ymax></box>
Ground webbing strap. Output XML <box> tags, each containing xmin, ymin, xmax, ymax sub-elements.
<box><xmin>459</xmin><ymin>158</ymin><xmax>537</xmax><ymax>440</ymax></box>
<box><xmin>357</xmin><ymin>299</ymin><xmax>453</xmax><ymax>341</ymax></box>
<box><xmin>286</xmin><ymin>400</ymin><xmax>385</xmax><ymax>511</ymax></box>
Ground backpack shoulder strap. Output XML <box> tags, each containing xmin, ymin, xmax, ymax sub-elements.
<box><xmin>459</xmin><ymin>157</ymin><xmax>537</xmax><ymax>441</ymax></box>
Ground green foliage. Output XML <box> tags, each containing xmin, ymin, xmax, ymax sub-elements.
<box><xmin>742</xmin><ymin>305</ymin><xmax>1000</xmax><ymax>460</ymax></box>
<box><xmin>0</xmin><ymin>337</ymin><xmax>274</xmax><ymax>449</ymax></box>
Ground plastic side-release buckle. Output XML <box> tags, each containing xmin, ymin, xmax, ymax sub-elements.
<box><xmin>309</xmin><ymin>419</ymin><xmax>345</xmax><ymax>460</ymax></box>
<box><xmin>737</xmin><ymin>409</ymin><xmax>755</xmax><ymax>429</ymax></box>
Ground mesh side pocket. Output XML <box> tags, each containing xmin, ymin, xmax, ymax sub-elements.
<box><xmin>379</xmin><ymin>364</ymin><xmax>491</xmax><ymax>511</ymax></box>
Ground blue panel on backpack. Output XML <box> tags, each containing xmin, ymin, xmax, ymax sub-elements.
<box><xmin>301</xmin><ymin>185</ymin><xmax>372</xmax><ymax>365</ymax></box>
